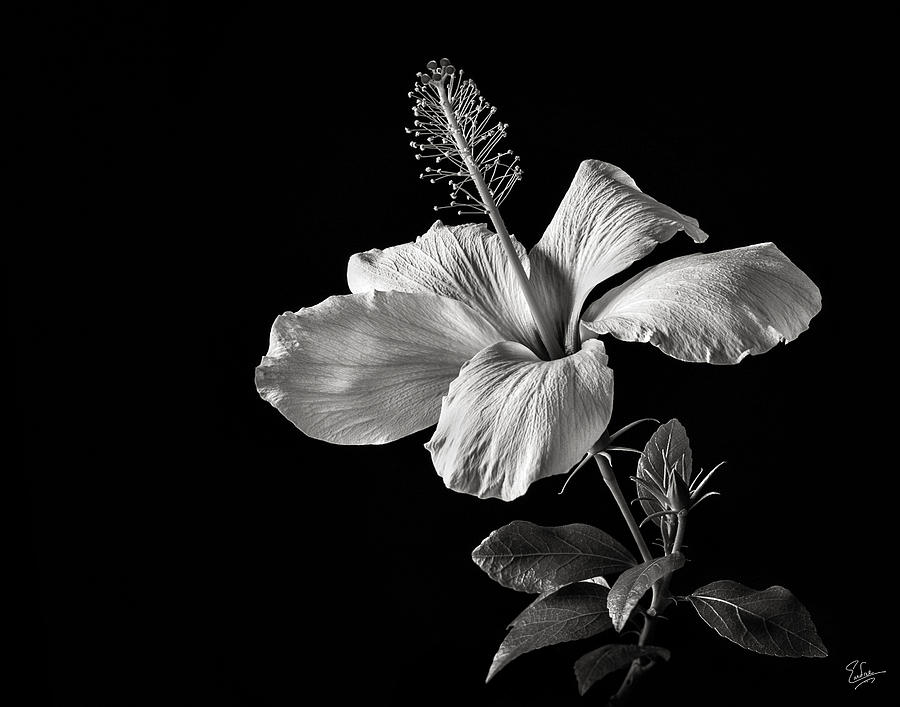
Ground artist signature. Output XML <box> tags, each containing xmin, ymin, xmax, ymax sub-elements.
<box><xmin>846</xmin><ymin>659</ymin><xmax>886</xmax><ymax>689</ymax></box>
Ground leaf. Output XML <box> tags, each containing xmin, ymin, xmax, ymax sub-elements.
<box><xmin>636</xmin><ymin>419</ymin><xmax>692</xmax><ymax>526</ymax></box>
<box><xmin>472</xmin><ymin>521</ymin><xmax>636</xmax><ymax>594</ymax></box>
<box><xmin>488</xmin><ymin>583</ymin><xmax>612</xmax><ymax>681</ymax></box>
<box><xmin>688</xmin><ymin>580</ymin><xmax>827</xmax><ymax>657</ymax></box>
<box><xmin>607</xmin><ymin>552</ymin><xmax>686</xmax><ymax>631</ymax></box>
<box><xmin>574</xmin><ymin>644</ymin><xmax>671</xmax><ymax>695</ymax></box>
<box><xmin>513</xmin><ymin>575</ymin><xmax>612</xmax><ymax>623</ymax></box>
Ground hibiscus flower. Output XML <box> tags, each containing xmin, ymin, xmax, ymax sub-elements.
<box><xmin>255</xmin><ymin>160</ymin><xmax>820</xmax><ymax>501</ymax></box>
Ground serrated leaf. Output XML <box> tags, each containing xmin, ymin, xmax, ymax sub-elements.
<box><xmin>488</xmin><ymin>583</ymin><xmax>612</xmax><ymax>681</ymax></box>
<box><xmin>472</xmin><ymin>521</ymin><xmax>636</xmax><ymax>594</ymax></box>
<box><xmin>608</xmin><ymin>552</ymin><xmax>686</xmax><ymax>631</ymax></box>
<box><xmin>574</xmin><ymin>644</ymin><xmax>671</xmax><ymax>695</ymax></box>
<box><xmin>688</xmin><ymin>580</ymin><xmax>827</xmax><ymax>658</ymax></box>
<box><xmin>636</xmin><ymin>419</ymin><xmax>692</xmax><ymax>526</ymax></box>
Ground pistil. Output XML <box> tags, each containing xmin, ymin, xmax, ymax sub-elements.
<box><xmin>435</xmin><ymin>81</ymin><xmax>563</xmax><ymax>360</ymax></box>
<box><xmin>409</xmin><ymin>60</ymin><xmax>564</xmax><ymax>360</ymax></box>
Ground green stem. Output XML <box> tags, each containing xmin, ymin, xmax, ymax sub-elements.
<box><xmin>671</xmin><ymin>510</ymin><xmax>687</xmax><ymax>555</ymax></box>
<box><xmin>435</xmin><ymin>81</ymin><xmax>564</xmax><ymax>360</ymax></box>
<box><xmin>608</xmin><ymin>612</ymin><xmax>656</xmax><ymax>705</ymax></box>
<box><xmin>610</xmin><ymin>511</ymin><xmax>687</xmax><ymax>706</ymax></box>
<box><xmin>593</xmin><ymin>455</ymin><xmax>653</xmax><ymax>564</ymax></box>
<box><xmin>609</xmin><ymin>614</ymin><xmax>656</xmax><ymax>706</ymax></box>
<box><xmin>649</xmin><ymin>510</ymin><xmax>687</xmax><ymax>615</ymax></box>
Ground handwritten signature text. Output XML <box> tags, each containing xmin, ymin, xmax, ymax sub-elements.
<box><xmin>846</xmin><ymin>659</ymin><xmax>886</xmax><ymax>690</ymax></box>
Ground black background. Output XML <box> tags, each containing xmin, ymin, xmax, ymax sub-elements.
<box><xmin>20</xmin><ymin>6</ymin><xmax>892</xmax><ymax>707</ymax></box>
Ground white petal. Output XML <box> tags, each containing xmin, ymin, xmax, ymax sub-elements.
<box><xmin>530</xmin><ymin>160</ymin><xmax>708</xmax><ymax>353</ymax></box>
<box><xmin>347</xmin><ymin>220</ymin><xmax>543</xmax><ymax>355</ymax></box>
<box><xmin>581</xmin><ymin>244</ymin><xmax>821</xmax><ymax>364</ymax></box>
<box><xmin>255</xmin><ymin>290</ymin><xmax>504</xmax><ymax>444</ymax></box>
<box><xmin>426</xmin><ymin>339</ymin><xmax>614</xmax><ymax>501</ymax></box>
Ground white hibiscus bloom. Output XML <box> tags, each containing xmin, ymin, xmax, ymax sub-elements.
<box><xmin>256</xmin><ymin>160</ymin><xmax>820</xmax><ymax>501</ymax></box>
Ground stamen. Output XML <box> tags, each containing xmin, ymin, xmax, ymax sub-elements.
<box><xmin>409</xmin><ymin>59</ymin><xmax>563</xmax><ymax>360</ymax></box>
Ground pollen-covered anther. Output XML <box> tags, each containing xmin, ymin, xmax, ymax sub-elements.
<box><xmin>407</xmin><ymin>58</ymin><xmax>519</xmax><ymax>216</ymax></box>
<box><xmin>419</xmin><ymin>59</ymin><xmax>454</xmax><ymax>86</ymax></box>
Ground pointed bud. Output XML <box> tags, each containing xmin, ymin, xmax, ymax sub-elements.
<box><xmin>669</xmin><ymin>473</ymin><xmax>692</xmax><ymax>512</ymax></box>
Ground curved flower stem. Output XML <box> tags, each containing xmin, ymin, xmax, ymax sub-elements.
<box><xmin>593</xmin><ymin>454</ymin><xmax>653</xmax><ymax>564</ymax></box>
<box><xmin>610</xmin><ymin>511</ymin><xmax>687</xmax><ymax>706</ymax></box>
<box><xmin>435</xmin><ymin>81</ymin><xmax>564</xmax><ymax>361</ymax></box>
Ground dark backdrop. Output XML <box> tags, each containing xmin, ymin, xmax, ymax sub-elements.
<box><xmin>21</xmin><ymin>7</ymin><xmax>891</xmax><ymax>707</ymax></box>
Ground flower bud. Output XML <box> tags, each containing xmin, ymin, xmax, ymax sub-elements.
<box><xmin>668</xmin><ymin>473</ymin><xmax>692</xmax><ymax>512</ymax></box>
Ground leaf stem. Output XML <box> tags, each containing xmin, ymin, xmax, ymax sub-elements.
<box><xmin>435</xmin><ymin>81</ymin><xmax>564</xmax><ymax>360</ymax></box>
